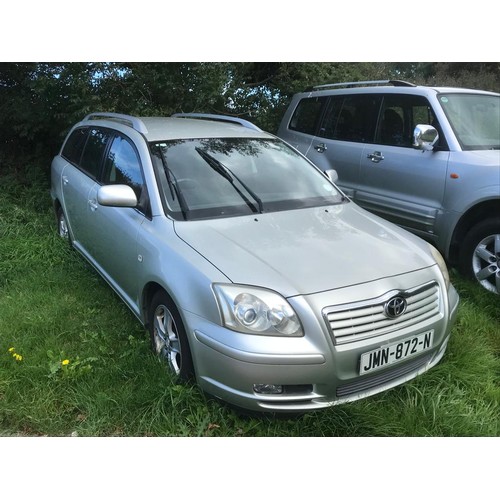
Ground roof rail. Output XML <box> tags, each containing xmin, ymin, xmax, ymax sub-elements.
<box><xmin>83</xmin><ymin>112</ymin><xmax>148</xmax><ymax>135</ymax></box>
<box><xmin>172</xmin><ymin>113</ymin><xmax>262</xmax><ymax>132</ymax></box>
<box><xmin>306</xmin><ymin>79</ymin><xmax>416</xmax><ymax>91</ymax></box>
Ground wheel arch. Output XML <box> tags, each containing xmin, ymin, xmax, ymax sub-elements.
<box><xmin>449</xmin><ymin>199</ymin><xmax>500</xmax><ymax>265</ymax></box>
<box><xmin>141</xmin><ymin>281</ymin><xmax>170</xmax><ymax>328</ymax></box>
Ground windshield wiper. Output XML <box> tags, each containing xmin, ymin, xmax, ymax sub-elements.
<box><xmin>159</xmin><ymin>150</ymin><xmax>190</xmax><ymax>220</ymax></box>
<box><xmin>195</xmin><ymin>147</ymin><xmax>264</xmax><ymax>213</ymax></box>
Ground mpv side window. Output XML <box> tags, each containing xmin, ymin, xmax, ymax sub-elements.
<box><xmin>61</xmin><ymin>127</ymin><xmax>89</xmax><ymax>165</ymax></box>
<box><xmin>289</xmin><ymin>96</ymin><xmax>328</xmax><ymax>134</ymax></box>
<box><xmin>319</xmin><ymin>95</ymin><xmax>381</xmax><ymax>143</ymax></box>
<box><xmin>80</xmin><ymin>128</ymin><xmax>111</xmax><ymax>178</ymax></box>
<box><xmin>376</xmin><ymin>94</ymin><xmax>438</xmax><ymax>147</ymax></box>
<box><xmin>102</xmin><ymin>134</ymin><xmax>146</xmax><ymax>202</ymax></box>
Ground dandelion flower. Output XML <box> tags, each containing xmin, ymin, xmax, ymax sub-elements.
<box><xmin>62</xmin><ymin>359</ymin><xmax>70</xmax><ymax>366</ymax></box>
<box><xmin>8</xmin><ymin>347</ymin><xmax>15</xmax><ymax>353</ymax></box>
<box><xmin>14</xmin><ymin>354</ymin><xmax>23</xmax><ymax>362</ymax></box>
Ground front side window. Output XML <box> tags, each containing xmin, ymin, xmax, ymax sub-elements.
<box><xmin>102</xmin><ymin>135</ymin><xmax>145</xmax><ymax>197</ymax></box>
<box><xmin>151</xmin><ymin>138</ymin><xmax>345</xmax><ymax>221</ymax></box>
<box><xmin>376</xmin><ymin>94</ymin><xmax>437</xmax><ymax>147</ymax></box>
<box><xmin>438</xmin><ymin>93</ymin><xmax>500</xmax><ymax>150</ymax></box>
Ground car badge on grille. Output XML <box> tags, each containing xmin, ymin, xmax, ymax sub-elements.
<box><xmin>384</xmin><ymin>296</ymin><xmax>407</xmax><ymax>318</ymax></box>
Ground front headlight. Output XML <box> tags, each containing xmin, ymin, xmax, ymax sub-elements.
<box><xmin>213</xmin><ymin>284</ymin><xmax>303</xmax><ymax>337</ymax></box>
<box><xmin>429</xmin><ymin>244</ymin><xmax>450</xmax><ymax>289</ymax></box>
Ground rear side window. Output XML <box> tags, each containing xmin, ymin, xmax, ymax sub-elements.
<box><xmin>288</xmin><ymin>97</ymin><xmax>327</xmax><ymax>134</ymax></box>
<box><xmin>319</xmin><ymin>94</ymin><xmax>382</xmax><ymax>143</ymax></box>
<box><xmin>79</xmin><ymin>128</ymin><xmax>111</xmax><ymax>178</ymax></box>
<box><xmin>61</xmin><ymin>127</ymin><xmax>89</xmax><ymax>165</ymax></box>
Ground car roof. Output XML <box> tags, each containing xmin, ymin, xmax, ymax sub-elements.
<box><xmin>140</xmin><ymin>117</ymin><xmax>272</xmax><ymax>142</ymax></box>
<box><xmin>79</xmin><ymin>113</ymin><xmax>273</xmax><ymax>142</ymax></box>
<box><xmin>299</xmin><ymin>83</ymin><xmax>499</xmax><ymax>98</ymax></box>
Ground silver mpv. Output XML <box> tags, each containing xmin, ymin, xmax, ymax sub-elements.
<box><xmin>277</xmin><ymin>80</ymin><xmax>500</xmax><ymax>295</ymax></box>
<box><xmin>51</xmin><ymin>112</ymin><xmax>459</xmax><ymax>413</ymax></box>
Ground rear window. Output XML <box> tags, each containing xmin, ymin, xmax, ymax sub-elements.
<box><xmin>318</xmin><ymin>94</ymin><xmax>382</xmax><ymax>143</ymax></box>
<box><xmin>79</xmin><ymin>128</ymin><xmax>111</xmax><ymax>179</ymax></box>
<box><xmin>61</xmin><ymin>127</ymin><xmax>111</xmax><ymax>178</ymax></box>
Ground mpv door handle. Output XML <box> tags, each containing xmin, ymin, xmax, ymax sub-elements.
<box><xmin>314</xmin><ymin>143</ymin><xmax>328</xmax><ymax>153</ymax></box>
<box><xmin>62</xmin><ymin>175</ymin><xmax>69</xmax><ymax>185</ymax></box>
<box><xmin>88</xmin><ymin>199</ymin><xmax>99</xmax><ymax>211</ymax></box>
<box><xmin>367</xmin><ymin>151</ymin><xmax>384</xmax><ymax>163</ymax></box>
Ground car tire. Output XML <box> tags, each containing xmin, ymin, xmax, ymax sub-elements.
<box><xmin>148</xmin><ymin>290</ymin><xmax>194</xmax><ymax>381</ymax></box>
<box><xmin>459</xmin><ymin>218</ymin><xmax>500</xmax><ymax>294</ymax></box>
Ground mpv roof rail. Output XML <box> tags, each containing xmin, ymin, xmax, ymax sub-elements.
<box><xmin>83</xmin><ymin>112</ymin><xmax>149</xmax><ymax>135</ymax></box>
<box><xmin>172</xmin><ymin>112</ymin><xmax>262</xmax><ymax>132</ymax></box>
<box><xmin>305</xmin><ymin>79</ymin><xmax>416</xmax><ymax>91</ymax></box>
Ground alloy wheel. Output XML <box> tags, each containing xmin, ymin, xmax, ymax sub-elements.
<box><xmin>152</xmin><ymin>304</ymin><xmax>182</xmax><ymax>375</ymax></box>
<box><xmin>472</xmin><ymin>233</ymin><xmax>500</xmax><ymax>294</ymax></box>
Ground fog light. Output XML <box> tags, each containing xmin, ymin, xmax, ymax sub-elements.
<box><xmin>253</xmin><ymin>384</ymin><xmax>283</xmax><ymax>394</ymax></box>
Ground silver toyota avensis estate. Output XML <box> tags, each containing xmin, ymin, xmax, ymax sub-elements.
<box><xmin>51</xmin><ymin>112</ymin><xmax>459</xmax><ymax>413</ymax></box>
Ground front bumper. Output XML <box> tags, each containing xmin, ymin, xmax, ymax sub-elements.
<box><xmin>186</xmin><ymin>277</ymin><xmax>459</xmax><ymax>413</ymax></box>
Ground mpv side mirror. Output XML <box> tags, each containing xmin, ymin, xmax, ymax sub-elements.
<box><xmin>324</xmin><ymin>169</ymin><xmax>339</xmax><ymax>183</ymax></box>
<box><xmin>413</xmin><ymin>124</ymin><xmax>439</xmax><ymax>151</ymax></box>
<box><xmin>97</xmin><ymin>184</ymin><xmax>138</xmax><ymax>208</ymax></box>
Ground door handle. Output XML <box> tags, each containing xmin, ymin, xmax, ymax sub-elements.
<box><xmin>314</xmin><ymin>143</ymin><xmax>328</xmax><ymax>153</ymax></box>
<box><xmin>62</xmin><ymin>176</ymin><xmax>69</xmax><ymax>185</ymax></box>
<box><xmin>88</xmin><ymin>199</ymin><xmax>98</xmax><ymax>211</ymax></box>
<box><xmin>367</xmin><ymin>151</ymin><xmax>384</xmax><ymax>163</ymax></box>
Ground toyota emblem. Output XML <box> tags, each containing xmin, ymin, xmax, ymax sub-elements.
<box><xmin>384</xmin><ymin>296</ymin><xmax>407</xmax><ymax>318</ymax></box>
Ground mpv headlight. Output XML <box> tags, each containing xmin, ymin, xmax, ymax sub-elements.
<box><xmin>429</xmin><ymin>244</ymin><xmax>450</xmax><ymax>289</ymax></box>
<box><xmin>213</xmin><ymin>284</ymin><xmax>303</xmax><ymax>336</ymax></box>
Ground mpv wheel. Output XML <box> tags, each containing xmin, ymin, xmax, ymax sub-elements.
<box><xmin>148</xmin><ymin>291</ymin><xmax>194</xmax><ymax>380</ymax></box>
<box><xmin>460</xmin><ymin>218</ymin><xmax>500</xmax><ymax>294</ymax></box>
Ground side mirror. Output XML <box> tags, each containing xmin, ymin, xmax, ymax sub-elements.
<box><xmin>97</xmin><ymin>184</ymin><xmax>138</xmax><ymax>208</ymax></box>
<box><xmin>413</xmin><ymin>124</ymin><xmax>439</xmax><ymax>151</ymax></box>
<box><xmin>324</xmin><ymin>169</ymin><xmax>339</xmax><ymax>183</ymax></box>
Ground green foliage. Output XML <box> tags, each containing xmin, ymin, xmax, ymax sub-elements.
<box><xmin>2</xmin><ymin>62</ymin><xmax>498</xmax><ymax>173</ymax></box>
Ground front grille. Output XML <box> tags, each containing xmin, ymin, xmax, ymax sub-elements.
<box><xmin>336</xmin><ymin>354</ymin><xmax>432</xmax><ymax>398</ymax></box>
<box><xmin>323</xmin><ymin>281</ymin><xmax>442</xmax><ymax>345</ymax></box>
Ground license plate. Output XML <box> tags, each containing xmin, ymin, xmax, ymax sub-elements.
<box><xmin>360</xmin><ymin>330</ymin><xmax>434</xmax><ymax>375</ymax></box>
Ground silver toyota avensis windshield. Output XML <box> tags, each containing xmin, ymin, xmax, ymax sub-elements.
<box><xmin>51</xmin><ymin>112</ymin><xmax>459</xmax><ymax>413</ymax></box>
<box><xmin>151</xmin><ymin>138</ymin><xmax>345</xmax><ymax>220</ymax></box>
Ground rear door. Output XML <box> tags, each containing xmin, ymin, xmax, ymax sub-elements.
<box><xmin>308</xmin><ymin>94</ymin><xmax>382</xmax><ymax>199</ymax></box>
<box><xmin>60</xmin><ymin>127</ymin><xmax>104</xmax><ymax>246</ymax></box>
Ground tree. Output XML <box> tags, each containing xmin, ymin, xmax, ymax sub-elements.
<box><xmin>1</xmin><ymin>62</ymin><xmax>499</xmax><ymax>176</ymax></box>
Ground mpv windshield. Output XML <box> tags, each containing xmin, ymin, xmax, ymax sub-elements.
<box><xmin>437</xmin><ymin>93</ymin><xmax>500</xmax><ymax>150</ymax></box>
<box><xmin>151</xmin><ymin>138</ymin><xmax>345</xmax><ymax>220</ymax></box>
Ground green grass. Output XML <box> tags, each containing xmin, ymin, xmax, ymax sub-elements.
<box><xmin>0</xmin><ymin>165</ymin><xmax>498</xmax><ymax>437</ymax></box>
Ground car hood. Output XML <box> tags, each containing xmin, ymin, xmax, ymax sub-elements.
<box><xmin>174</xmin><ymin>203</ymin><xmax>435</xmax><ymax>297</ymax></box>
